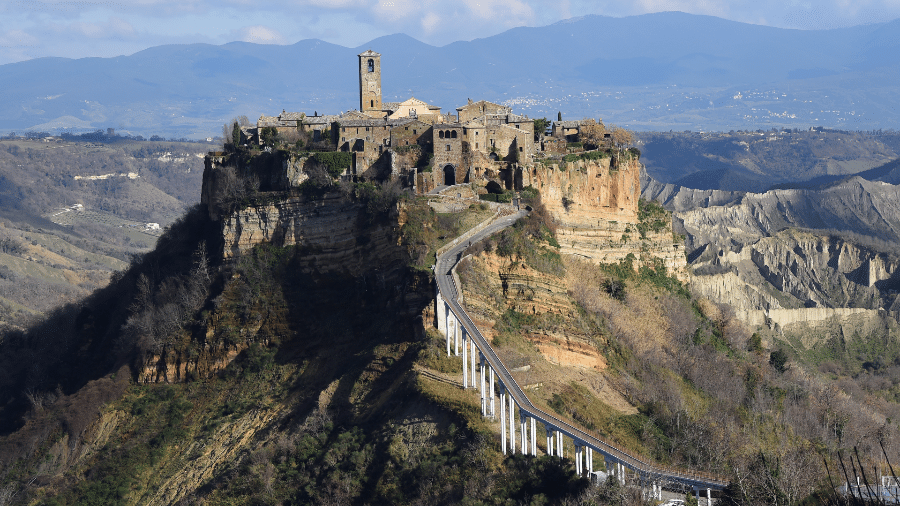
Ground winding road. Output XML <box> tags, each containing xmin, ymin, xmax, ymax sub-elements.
<box><xmin>433</xmin><ymin>206</ymin><xmax>729</xmax><ymax>495</ymax></box>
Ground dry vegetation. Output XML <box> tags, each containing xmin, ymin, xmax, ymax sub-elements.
<box><xmin>454</xmin><ymin>208</ymin><xmax>900</xmax><ymax>505</ymax></box>
<box><xmin>0</xmin><ymin>139</ymin><xmax>205</xmax><ymax>323</ymax></box>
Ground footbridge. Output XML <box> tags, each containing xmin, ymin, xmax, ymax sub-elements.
<box><xmin>433</xmin><ymin>208</ymin><xmax>728</xmax><ymax>502</ymax></box>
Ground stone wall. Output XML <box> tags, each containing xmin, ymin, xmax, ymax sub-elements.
<box><xmin>457</xmin><ymin>100</ymin><xmax>510</xmax><ymax>123</ymax></box>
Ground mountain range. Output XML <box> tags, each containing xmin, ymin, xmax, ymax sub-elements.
<box><xmin>2</xmin><ymin>12</ymin><xmax>900</xmax><ymax>138</ymax></box>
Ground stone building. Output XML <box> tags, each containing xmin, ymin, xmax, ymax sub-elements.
<box><xmin>385</xmin><ymin>97</ymin><xmax>444</xmax><ymax>123</ymax></box>
<box><xmin>552</xmin><ymin>119</ymin><xmax>593</xmax><ymax>142</ymax></box>
<box><xmin>432</xmin><ymin>124</ymin><xmax>466</xmax><ymax>185</ymax></box>
<box><xmin>456</xmin><ymin>99</ymin><xmax>512</xmax><ymax>123</ymax></box>
<box><xmin>389</xmin><ymin>119</ymin><xmax>431</xmax><ymax>148</ymax></box>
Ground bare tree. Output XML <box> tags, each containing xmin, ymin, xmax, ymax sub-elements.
<box><xmin>609</xmin><ymin>125</ymin><xmax>634</xmax><ymax>150</ymax></box>
<box><xmin>578</xmin><ymin>119</ymin><xmax>607</xmax><ymax>148</ymax></box>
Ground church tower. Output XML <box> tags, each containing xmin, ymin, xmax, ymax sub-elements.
<box><xmin>359</xmin><ymin>50</ymin><xmax>382</xmax><ymax>114</ymax></box>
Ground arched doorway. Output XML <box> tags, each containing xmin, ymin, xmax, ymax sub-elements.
<box><xmin>443</xmin><ymin>165</ymin><xmax>456</xmax><ymax>185</ymax></box>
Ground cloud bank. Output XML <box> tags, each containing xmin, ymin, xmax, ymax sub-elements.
<box><xmin>1</xmin><ymin>0</ymin><xmax>899</xmax><ymax>65</ymax></box>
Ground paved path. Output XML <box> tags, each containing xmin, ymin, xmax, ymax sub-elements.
<box><xmin>434</xmin><ymin>210</ymin><xmax>728</xmax><ymax>494</ymax></box>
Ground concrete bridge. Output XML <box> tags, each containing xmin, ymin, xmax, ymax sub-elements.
<box><xmin>433</xmin><ymin>209</ymin><xmax>728</xmax><ymax>503</ymax></box>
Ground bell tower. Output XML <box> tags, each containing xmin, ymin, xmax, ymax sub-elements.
<box><xmin>359</xmin><ymin>50</ymin><xmax>382</xmax><ymax>114</ymax></box>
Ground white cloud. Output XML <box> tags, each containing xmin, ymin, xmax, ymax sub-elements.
<box><xmin>2</xmin><ymin>0</ymin><xmax>900</xmax><ymax>64</ymax></box>
<box><xmin>0</xmin><ymin>29</ymin><xmax>40</xmax><ymax>47</ymax></box>
<box><xmin>233</xmin><ymin>25</ymin><xmax>287</xmax><ymax>44</ymax></box>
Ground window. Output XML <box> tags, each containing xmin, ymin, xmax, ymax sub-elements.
<box><xmin>476</xmin><ymin>143</ymin><xmax>478</xmax><ymax>148</ymax></box>
<box><xmin>405</xmin><ymin>127</ymin><xmax>409</xmax><ymax>131</ymax></box>
<box><xmin>439</xmin><ymin>131</ymin><xmax>445</xmax><ymax>139</ymax></box>
<box><xmin>446</xmin><ymin>144</ymin><xmax>451</xmax><ymax>151</ymax></box>
<box><xmin>370</xmin><ymin>100</ymin><xmax>374</xmax><ymax>108</ymax></box>
<box><xmin>367</xmin><ymin>59</ymin><xmax>374</xmax><ymax>72</ymax></box>
<box><xmin>365</xmin><ymin>127</ymin><xmax>369</xmax><ymax>131</ymax></box>
<box><xmin>519</xmin><ymin>147</ymin><xmax>523</xmax><ymax>152</ymax></box>
<box><xmin>450</xmin><ymin>131</ymin><xmax>457</xmax><ymax>139</ymax></box>
<box><xmin>413</xmin><ymin>130</ymin><xmax>417</xmax><ymax>134</ymax></box>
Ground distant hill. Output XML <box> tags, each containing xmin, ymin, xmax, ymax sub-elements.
<box><xmin>637</xmin><ymin>129</ymin><xmax>900</xmax><ymax>187</ymax></box>
<box><xmin>2</xmin><ymin>12</ymin><xmax>900</xmax><ymax>137</ymax></box>
<box><xmin>0</xmin><ymin>138</ymin><xmax>206</xmax><ymax>324</ymax></box>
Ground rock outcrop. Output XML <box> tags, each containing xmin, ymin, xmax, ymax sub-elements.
<box><xmin>219</xmin><ymin>193</ymin><xmax>403</xmax><ymax>274</ymax></box>
<box><xmin>642</xmin><ymin>168</ymin><xmax>900</xmax><ymax>317</ymax></box>
<box><xmin>523</xmin><ymin>157</ymin><xmax>687</xmax><ymax>278</ymax></box>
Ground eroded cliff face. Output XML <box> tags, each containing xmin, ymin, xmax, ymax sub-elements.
<box><xmin>459</xmin><ymin>252</ymin><xmax>606</xmax><ymax>371</ymax></box>
<box><xmin>523</xmin><ymin>158</ymin><xmax>687</xmax><ymax>279</ymax></box>
<box><xmin>525</xmin><ymin>157</ymin><xmax>639</xmax><ymax>227</ymax></box>
<box><xmin>135</xmin><ymin>188</ymin><xmax>424</xmax><ymax>384</ymax></box>
<box><xmin>686</xmin><ymin>220</ymin><xmax>900</xmax><ymax>313</ymax></box>
<box><xmin>219</xmin><ymin>193</ymin><xmax>403</xmax><ymax>273</ymax></box>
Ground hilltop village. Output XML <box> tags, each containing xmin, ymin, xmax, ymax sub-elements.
<box><xmin>220</xmin><ymin>50</ymin><xmax>635</xmax><ymax>197</ymax></box>
<box><xmin>201</xmin><ymin>49</ymin><xmax>673</xmax><ymax>273</ymax></box>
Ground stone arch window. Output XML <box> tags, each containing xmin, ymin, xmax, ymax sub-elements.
<box><xmin>370</xmin><ymin>100</ymin><xmax>374</xmax><ymax>108</ymax></box>
<box><xmin>439</xmin><ymin>131</ymin><xmax>445</xmax><ymax>139</ymax></box>
<box><xmin>367</xmin><ymin>59</ymin><xmax>374</xmax><ymax>72</ymax></box>
<box><xmin>450</xmin><ymin>130</ymin><xmax>457</xmax><ymax>139</ymax></box>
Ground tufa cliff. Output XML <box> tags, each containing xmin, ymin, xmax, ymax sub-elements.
<box><xmin>521</xmin><ymin>156</ymin><xmax>687</xmax><ymax>280</ymax></box>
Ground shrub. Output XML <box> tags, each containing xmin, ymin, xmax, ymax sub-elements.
<box><xmin>311</xmin><ymin>152</ymin><xmax>352</xmax><ymax>178</ymax></box>
<box><xmin>770</xmin><ymin>349</ymin><xmax>789</xmax><ymax>372</ymax></box>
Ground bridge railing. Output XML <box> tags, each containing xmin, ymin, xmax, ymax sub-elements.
<box><xmin>435</xmin><ymin>218</ymin><xmax>730</xmax><ymax>490</ymax></box>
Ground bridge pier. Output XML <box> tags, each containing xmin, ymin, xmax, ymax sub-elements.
<box><xmin>489</xmin><ymin>367</ymin><xmax>495</xmax><ymax>417</ymax></box>
<box><xmin>470</xmin><ymin>337</ymin><xmax>477</xmax><ymax>391</ymax></box>
<box><xmin>587</xmin><ymin>447</ymin><xmax>593</xmax><ymax>474</ymax></box>
<box><xmin>575</xmin><ymin>443</ymin><xmax>583</xmax><ymax>475</ymax></box>
<box><xmin>545</xmin><ymin>425</ymin><xmax>553</xmax><ymax>456</ymax></box>
<box><xmin>519</xmin><ymin>408</ymin><xmax>527</xmax><ymax>455</ymax></box>
<box><xmin>444</xmin><ymin>304</ymin><xmax>450</xmax><ymax>356</ymax></box>
<box><xmin>557</xmin><ymin>430</ymin><xmax>563</xmax><ymax>458</ymax></box>
<box><xmin>530</xmin><ymin>418</ymin><xmax>536</xmax><ymax>456</ymax></box>
<box><xmin>462</xmin><ymin>326</ymin><xmax>468</xmax><ymax>388</ymax></box>
<box><xmin>454</xmin><ymin>314</ymin><xmax>460</xmax><ymax>356</ymax></box>
<box><xmin>437</xmin><ymin>291</ymin><xmax>446</xmax><ymax>344</ymax></box>
<box><xmin>500</xmin><ymin>386</ymin><xmax>507</xmax><ymax>454</ymax></box>
<box><xmin>508</xmin><ymin>394</ymin><xmax>515</xmax><ymax>454</ymax></box>
<box><xmin>480</xmin><ymin>353</ymin><xmax>486</xmax><ymax>416</ymax></box>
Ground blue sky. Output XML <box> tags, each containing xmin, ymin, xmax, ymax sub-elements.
<box><xmin>2</xmin><ymin>0</ymin><xmax>899</xmax><ymax>65</ymax></box>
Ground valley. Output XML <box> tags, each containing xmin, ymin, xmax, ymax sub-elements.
<box><xmin>2</xmin><ymin>114</ymin><xmax>900</xmax><ymax>504</ymax></box>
